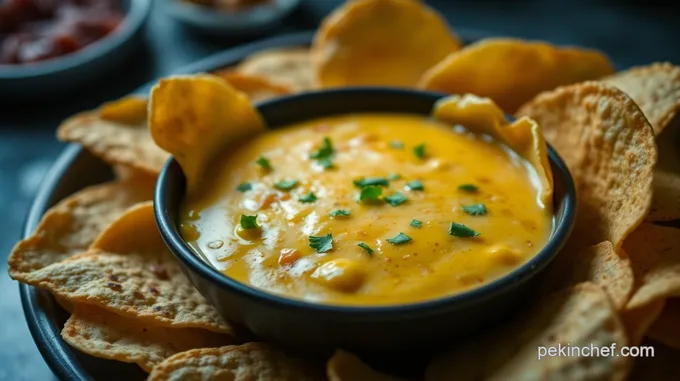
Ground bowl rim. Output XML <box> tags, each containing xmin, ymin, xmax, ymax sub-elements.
<box><xmin>155</xmin><ymin>87</ymin><xmax>577</xmax><ymax>315</ymax></box>
<box><xmin>165</xmin><ymin>0</ymin><xmax>301</xmax><ymax>31</ymax></box>
<box><xmin>0</xmin><ymin>0</ymin><xmax>152</xmax><ymax>79</ymax></box>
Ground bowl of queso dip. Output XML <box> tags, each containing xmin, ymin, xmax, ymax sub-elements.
<box><xmin>155</xmin><ymin>88</ymin><xmax>576</xmax><ymax>351</ymax></box>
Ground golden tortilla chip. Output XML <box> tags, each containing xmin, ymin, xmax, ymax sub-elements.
<box><xmin>7</xmin><ymin>180</ymin><xmax>153</xmax><ymax>282</ymax></box>
<box><xmin>327</xmin><ymin>350</ymin><xmax>405</xmax><ymax>381</ymax></box>
<box><xmin>147</xmin><ymin>342</ymin><xmax>325</xmax><ymax>381</ymax></box>
<box><xmin>516</xmin><ymin>82</ymin><xmax>656</xmax><ymax>250</ymax></box>
<box><xmin>62</xmin><ymin>304</ymin><xmax>231</xmax><ymax>372</ymax></box>
<box><xmin>647</xmin><ymin>168</ymin><xmax>680</xmax><ymax>222</ymax></box>
<box><xmin>214</xmin><ymin>70</ymin><xmax>293</xmax><ymax>102</ymax></box>
<box><xmin>237</xmin><ymin>47</ymin><xmax>315</xmax><ymax>91</ymax></box>
<box><xmin>57</xmin><ymin>97</ymin><xmax>169</xmax><ymax>176</ymax></box>
<box><xmin>312</xmin><ymin>0</ymin><xmax>461</xmax><ymax>88</ymax></box>
<box><xmin>630</xmin><ymin>339</ymin><xmax>680</xmax><ymax>381</ymax></box>
<box><xmin>647</xmin><ymin>298</ymin><xmax>680</xmax><ymax>350</ymax></box>
<box><xmin>420</xmin><ymin>38</ymin><xmax>614</xmax><ymax>113</ymax></box>
<box><xmin>624</xmin><ymin>223</ymin><xmax>680</xmax><ymax>310</ymax></box>
<box><xmin>434</xmin><ymin>94</ymin><xmax>553</xmax><ymax>207</ymax></box>
<box><xmin>19</xmin><ymin>202</ymin><xmax>232</xmax><ymax>334</ymax></box>
<box><xmin>425</xmin><ymin>283</ymin><xmax>629</xmax><ymax>381</ymax></box>
<box><xmin>621</xmin><ymin>299</ymin><xmax>665</xmax><ymax>346</ymax></box>
<box><xmin>542</xmin><ymin>241</ymin><xmax>634</xmax><ymax>310</ymax></box>
<box><xmin>149</xmin><ymin>75</ymin><xmax>266</xmax><ymax>195</ymax></box>
<box><xmin>602</xmin><ymin>62</ymin><xmax>680</xmax><ymax>136</ymax></box>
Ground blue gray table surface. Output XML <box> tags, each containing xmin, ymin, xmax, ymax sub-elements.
<box><xmin>1</xmin><ymin>0</ymin><xmax>679</xmax><ymax>380</ymax></box>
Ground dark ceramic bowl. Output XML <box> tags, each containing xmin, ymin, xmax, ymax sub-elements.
<box><xmin>0</xmin><ymin>0</ymin><xmax>151</xmax><ymax>98</ymax></box>
<box><xmin>155</xmin><ymin>88</ymin><xmax>576</xmax><ymax>353</ymax></box>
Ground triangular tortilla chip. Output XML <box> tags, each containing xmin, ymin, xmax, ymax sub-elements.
<box><xmin>647</xmin><ymin>168</ymin><xmax>680</xmax><ymax>222</ymax></box>
<box><xmin>327</xmin><ymin>350</ymin><xmax>405</xmax><ymax>381</ymax></box>
<box><xmin>237</xmin><ymin>47</ymin><xmax>315</xmax><ymax>91</ymax></box>
<box><xmin>214</xmin><ymin>69</ymin><xmax>292</xmax><ymax>102</ymax></box>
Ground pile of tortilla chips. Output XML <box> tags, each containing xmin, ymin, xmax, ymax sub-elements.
<box><xmin>8</xmin><ymin>0</ymin><xmax>680</xmax><ymax>379</ymax></box>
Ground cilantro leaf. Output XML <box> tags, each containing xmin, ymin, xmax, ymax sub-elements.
<box><xmin>388</xmin><ymin>173</ymin><xmax>401</xmax><ymax>180</ymax></box>
<box><xmin>353</xmin><ymin>177</ymin><xmax>389</xmax><ymax>188</ymax></box>
<box><xmin>299</xmin><ymin>192</ymin><xmax>317</xmax><ymax>203</ymax></box>
<box><xmin>410</xmin><ymin>219</ymin><xmax>422</xmax><ymax>228</ymax></box>
<box><xmin>240</xmin><ymin>214</ymin><xmax>260</xmax><ymax>229</ymax></box>
<box><xmin>318</xmin><ymin>157</ymin><xmax>333</xmax><ymax>169</ymax></box>
<box><xmin>357</xmin><ymin>242</ymin><xmax>373</xmax><ymax>255</ymax></box>
<box><xmin>310</xmin><ymin>137</ymin><xmax>334</xmax><ymax>169</ymax></box>
<box><xmin>386</xmin><ymin>232</ymin><xmax>412</xmax><ymax>245</ymax></box>
<box><xmin>448</xmin><ymin>222</ymin><xmax>480</xmax><ymax>237</ymax></box>
<box><xmin>413</xmin><ymin>144</ymin><xmax>427</xmax><ymax>159</ymax></box>
<box><xmin>385</xmin><ymin>192</ymin><xmax>408</xmax><ymax>206</ymax></box>
<box><xmin>405</xmin><ymin>180</ymin><xmax>423</xmax><ymax>191</ymax></box>
<box><xmin>458</xmin><ymin>184</ymin><xmax>478</xmax><ymax>193</ymax></box>
<box><xmin>274</xmin><ymin>179</ymin><xmax>299</xmax><ymax>191</ymax></box>
<box><xmin>358</xmin><ymin>186</ymin><xmax>383</xmax><ymax>202</ymax></box>
<box><xmin>256</xmin><ymin>156</ymin><xmax>272</xmax><ymax>170</ymax></box>
<box><xmin>390</xmin><ymin>140</ymin><xmax>404</xmax><ymax>149</ymax></box>
<box><xmin>309</xmin><ymin>233</ymin><xmax>333</xmax><ymax>253</ymax></box>
<box><xmin>330</xmin><ymin>209</ymin><xmax>351</xmax><ymax>217</ymax></box>
<box><xmin>462</xmin><ymin>203</ymin><xmax>487</xmax><ymax>216</ymax></box>
<box><xmin>236</xmin><ymin>182</ymin><xmax>252</xmax><ymax>192</ymax></box>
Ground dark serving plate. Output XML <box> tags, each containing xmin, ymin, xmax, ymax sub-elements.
<box><xmin>19</xmin><ymin>29</ymin><xmax>493</xmax><ymax>380</ymax></box>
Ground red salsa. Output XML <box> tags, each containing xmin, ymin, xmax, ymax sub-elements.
<box><xmin>0</xmin><ymin>0</ymin><xmax>123</xmax><ymax>65</ymax></box>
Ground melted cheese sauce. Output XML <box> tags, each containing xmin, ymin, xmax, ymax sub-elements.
<box><xmin>180</xmin><ymin>114</ymin><xmax>552</xmax><ymax>306</ymax></box>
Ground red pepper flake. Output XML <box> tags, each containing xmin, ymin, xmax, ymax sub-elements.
<box><xmin>133</xmin><ymin>291</ymin><xmax>144</xmax><ymax>299</ymax></box>
<box><xmin>107</xmin><ymin>282</ymin><xmax>122</xmax><ymax>292</ymax></box>
<box><xmin>150</xmin><ymin>265</ymin><xmax>169</xmax><ymax>280</ymax></box>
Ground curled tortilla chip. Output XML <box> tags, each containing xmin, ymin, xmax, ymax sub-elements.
<box><xmin>542</xmin><ymin>241</ymin><xmax>634</xmax><ymax>310</ymax></box>
<box><xmin>602</xmin><ymin>62</ymin><xmax>680</xmax><ymax>136</ymax></box>
<box><xmin>621</xmin><ymin>299</ymin><xmax>665</xmax><ymax>346</ymax></box>
<box><xmin>312</xmin><ymin>0</ymin><xmax>461</xmax><ymax>88</ymax></box>
<box><xmin>426</xmin><ymin>283</ymin><xmax>630</xmax><ymax>381</ymax></box>
<box><xmin>7</xmin><ymin>179</ymin><xmax>153</xmax><ymax>281</ymax></box>
<box><xmin>237</xmin><ymin>47</ymin><xmax>315</xmax><ymax>91</ymax></box>
<box><xmin>214</xmin><ymin>70</ymin><xmax>293</xmax><ymax>102</ymax></box>
<box><xmin>630</xmin><ymin>339</ymin><xmax>680</xmax><ymax>381</ymax></box>
<box><xmin>19</xmin><ymin>202</ymin><xmax>232</xmax><ymax>334</ymax></box>
<box><xmin>147</xmin><ymin>342</ymin><xmax>325</xmax><ymax>381</ymax></box>
<box><xmin>420</xmin><ymin>38</ymin><xmax>614</xmax><ymax>113</ymax></box>
<box><xmin>647</xmin><ymin>168</ymin><xmax>680</xmax><ymax>222</ymax></box>
<box><xmin>62</xmin><ymin>304</ymin><xmax>231</xmax><ymax>372</ymax></box>
<box><xmin>517</xmin><ymin>82</ymin><xmax>657</xmax><ymax>250</ymax></box>
<box><xmin>624</xmin><ymin>223</ymin><xmax>680</xmax><ymax>310</ymax></box>
<box><xmin>57</xmin><ymin>97</ymin><xmax>169</xmax><ymax>176</ymax></box>
<box><xmin>434</xmin><ymin>94</ymin><xmax>553</xmax><ymax>207</ymax></box>
<box><xmin>327</xmin><ymin>350</ymin><xmax>405</xmax><ymax>381</ymax></box>
<box><xmin>149</xmin><ymin>75</ymin><xmax>266</xmax><ymax>195</ymax></box>
<box><xmin>646</xmin><ymin>298</ymin><xmax>680</xmax><ymax>350</ymax></box>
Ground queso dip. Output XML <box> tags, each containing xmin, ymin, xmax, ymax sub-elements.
<box><xmin>179</xmin><ymin>113</ymin><xmax>553</xmax><ymax>306</ymax></box>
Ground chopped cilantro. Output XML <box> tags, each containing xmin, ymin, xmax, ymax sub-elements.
<box><xmin>318</xmin><ymin>157</ymin><xmax>333</xmax><ymax>169</ymax></box>
<box><xmin>390</xmin><ymin>140</ymin><xmax>404</xmax><ymax>149</ymax></box>
<box><xmin>299</xmin><ymin>192</ymin><xmax>317</xmax><ymax>203</ymax></box>
<box><xmin>458</xmin><ymin>184</ymin><xmax>479</xmax><ymax>193</ymax></box>
<box><xmin>274</xmin><ymin>179</ymin><xmax>299</xmax><ymax>191</ymax></box>
<box><xmin>405</xmin><ymin>180</ymin><xmax>424</xmax><ymax>191</ymax></box>
<box><xmin>358</xmin><ymin>186</ymin><xmax>383</xmax><ymax>202</ymax></box>
<box><xmin>388</xmin><ymin>173</ymin><xmax>401</xmax><ymax>180</ymax></box>
<box><xmin>310</xmin><ymin>137</ymin><xmax>334</xmax><ymax>169</ymax></box>
<box><xmin>309</xmin><ymin>233</ymin><xmax>333</xmax><ymax>253</ymax></box>
<box><xmin>357</xmin><ymin>242</ymin><xmax>373</xmax><ymax>255</ymax></box>
<box><xmin>413</xmin><ymin>144</ymin><xmax>427</xmax><ymax>159</ymax></box>
<box><xmin>386</xmin><ymin>232</ymin><xmax>412</xmax><ymax>245</ymax></box>
<box><xmin>385</xmin><ymin>192</ymin><xmax>408</xmax><ymax>206</ymax></box>
<box><xmin>256</xmin><ymin>156</ymin><xmax>272</xmax><ymax>170</ymax></box>
<box><xmin>236</xmin><ymin>182</ymin><xmax>252</xmax><ymax>192</ymax></box>
<box><xmin>240</xmin><ymin>214</ymin><xmax>260</xmax><ymax>229</ymax></box>
<box><xmin>462</xmin><ymin>203</ymin><xmax>487</xmax><ymax>216</ymax></box>
<box><xmin>330</xmin><ymin>209</ymin><xmax>351</xmax><ymax>217</ymax></box>
<box><xmin>448</xmin><ymin>222</ymin><xmax>480</xmax><ymax>237</ymax></box>
<box><xmin>410</xmin><ymin>219</ymin><xmax>422</xmax><ymax>228</ymax></box>
<box><xmin>353</xmin><ymin>177</ymin><xmax>389</xmax><ymax>188</ymax></box>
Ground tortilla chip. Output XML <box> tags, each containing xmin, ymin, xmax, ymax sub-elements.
<box><xmin>62</xmin><ymin>304</ymin><xmax>231</xmax><ymax>372</ymax></box>
<box><xmin>624</xmin><ymin>223</ymin><xmax>680</xmax><ymax>310</ymax></box>
<box><xmin>630</xmin><ymin>339</ymin><xmax>680</xmax><ymax>381</ymax></box>
<box><xmin>7</xmin><ymin>180</ymin><xmax>153</xmax><ymax>281</ymax></box>
<box><xmin>327</xmin><ymin>350</ymin><xmax>405</xmax><ymax>381</ymax></box>
<box><xmin>147</xmin><ymin>342</ymin><xmax>325</xmax><ymax>381</ymax></box>
<box><xmin>149</xmin><ymin>75</ymin><xmax>266</xmax><ymax>195</ymax></box>
<box><xmin>214</xmin><ymin>70</ymin><xmax>292</xmax><ymax>102</ymax></box>
<box><xmin>647</xmin><ymin>298</ymin><xmax>680</xmax><ymax>350</ymax></box>
<box><xmin>425</xmin><ymin>283</ymin><xmax>629</xmax><ymax>381</ymax></box>
<box><xmin>312</xmin><ymin>0</ymin><xmax>461</xmax><ymax>88</ymax></box>
<box><xmin>19</xmin><ymin>202</ymin><xmax>232</xmax><ymax>334</ymax></box>
<box><xmin>542</xmin><ymin>241</ymin><xmax>634</xmax><ymax>310</ymax></box>
<box><xmin>237</xmin><ymin>47</ymin><xmax>315</xmax><ymax>91</ymax></box>
<box><xmin>621</xmin><ymin>299</ymin><xmax>665</xmax><ymax>346</ymax></box>
<box><xmin>602</xmin><ymin>62</ymin><xmax>680</xmax><ymax>136</ymax></box>
<box><xmin>647</xmin><ymin>168</ymin><xmax>680</xmax><ymax>222</ymax></box>
<box><xmin>516</xmin><ymin>82</ymin><xmax>656</xmax><ymax>250</ymax></box>
<box><xmin>434</xmin><ymin>94</ymin><xmax>553</xmax><ymax>207</ymax></box>
<box><xmin>420</xmin><ymin>38</ymin><xmax>614</xmax><ymax>113</ymax></box>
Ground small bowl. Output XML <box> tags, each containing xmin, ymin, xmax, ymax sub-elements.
<box><xmin>164</xmin><ymin>0</ymin><xmax>301</xmax><ymax>37</ymax></box>
<box><xmin>0</xmin><ymin>0</ymin><xmax>151</xmax><ymax>98</ymax></box>
<box><xmin>155</xmin><ymin>88</ymin><xmax>576</xmax><ymax>353</ymax></box>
